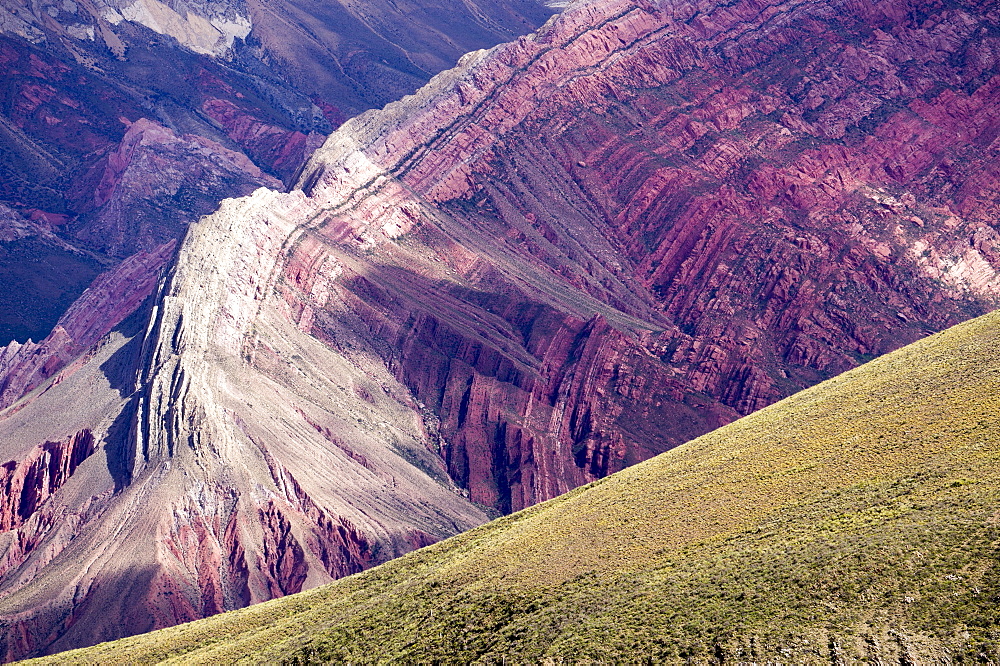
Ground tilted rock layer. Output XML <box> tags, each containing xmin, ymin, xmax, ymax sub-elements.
<box><xmin>0</xmin><ymin>191</ymin><xmax>488</xmax><ymax>659</ymax></box>
<box><xmin>0</xmin><ymin>0</ymin><xmax>552</xmax><ymax>346</ymax></box>
<box><xmin>2</xmin><ymin>0</ymin><xmax>1000</xmax><ymax>658</ymax></box>
<box><xmin>290</xmin><ymin>0</ymin><xmax>1000</xmax><ymax>512</ymax></box>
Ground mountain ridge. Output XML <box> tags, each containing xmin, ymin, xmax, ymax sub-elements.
<box><xmin>278</xmin><ymin>0</ymin><xmax>1000</xmax><ymax>511</ymax></box>
<box><xmin>0</xmin><ymin>0</ymin><xmax>554</xmax><ymax>347</ymax></box>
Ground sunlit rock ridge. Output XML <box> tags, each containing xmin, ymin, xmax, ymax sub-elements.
<box><xmin>0</xmin><ymin>0</ymin><xmax>553</xmax><ymax>351</ymax></box>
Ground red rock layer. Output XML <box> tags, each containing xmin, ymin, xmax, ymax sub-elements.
<box><xmin>71</xmin><ymin>118</ymin><xmax>281</xmax><ymax>258</ymax></box>
<box><xmin>288</xmin><ymin>0</ymin><xmax>1000</xmax><ymax>512</ymax></box>
<box><xmin>262</xmin><ymin>451</ymin><xmax>382</xmax><ymax>582</ymax></box>
<box><xmin>0</xmin><ymin>430</ymin><xmax>95</xmax><ymax>531</ymax></box>
<box><xmin>201</xmin><ymin>99</ymin><xmax>327</xmax><ymax>186</ymax></box>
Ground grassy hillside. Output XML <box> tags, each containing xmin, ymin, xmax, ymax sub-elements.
<box><xmin>30</xmin><ymin>310</ymin><xmax>1000</xmax><ymax>663</ymax></box>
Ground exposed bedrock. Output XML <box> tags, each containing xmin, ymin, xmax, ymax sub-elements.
<box><xmin>0</xmin><ymin>0</ymin><xmax>555</xmax><ymax>346</ymax></box>
<box><xmin>0</xmin><ymin>242</ymin><xmax>176</xmax><ymax>411</ymax></box>
<box><xmin>287</xmin><ymin>0</ymin><xmax>1000</xmax><ymax>511</ymax></box>
<box><xmin>0</xmin><ymin>189</ymin><xmax>488</xmax><ymax>659</ymax></box>
<box><xmin>0</xmin><ymin>430</ymin><xmax>96</xmax><ymax>532</ymax></box>
<box><xmin>0</xmin><ymin>117</ymin><xmax>278</xmax><ymax>403</ymax></box>
<box><xmin>2</xmin><ymin>0</ymin><xmax>1000</xmax><ymax>658</ymax></box>
<box><xmin>71</xmin><ymin>118</ymin><xmax>282</xmax><ymax>259</ymax></box>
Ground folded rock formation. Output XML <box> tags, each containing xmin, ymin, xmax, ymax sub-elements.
<box><xmin>287</xmin><ymin>0</ymin><xmax>1000</xmax><ymax>512</ymax></box>
<box><xmin>0</xmin><ymin>188</ymin><xmax>489</xmax><ymax>658</ymax></box>
<box><xmin>0</xmin><ymin>0</ymin><xmax>553</xmax><ymax>345</ymax></box>
<box><xmin>2</xmin><ymin>0</ymin><xmax>1000</xmax><ymax>658</ymax></box>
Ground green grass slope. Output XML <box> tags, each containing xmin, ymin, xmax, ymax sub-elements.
<box><xmin>30</xmin><ymin>311</ymin><xmax>1000</xmax><ymax>663</ymax></box>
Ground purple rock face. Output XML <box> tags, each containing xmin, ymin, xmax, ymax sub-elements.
<box><xmin>283</xmin><ymin>0</ymin><xmax>1000</xmax><ymax>513</ymax></box>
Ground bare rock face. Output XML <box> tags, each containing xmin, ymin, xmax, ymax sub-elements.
<box><xmin>0</xmin><ymin>0</ymin><xmax>553</xmax><ymax>347</ymax></box>
<box><xmin>2</xmin><ymin>0</ymin><xmax>1000</xmax><ymax>659</ymax></box>
<box><xmin>0</xmin><ymin>187</ymin><xmax>489</xmax><ymax>659</ymax></box>
<box><xmin>200</xmin><ymin>98</ymin><xmax>326</xmax><ymax>185</ymax></box>
<box><xmin>288</xmin><ymin>0</ymin><xmax>1000</xmax><ymax>512</ymax></box>
<box><xmin>0</xmin><ymin>241</ymin><xmax>176</xmax><ymax>410</ymax></box>
<box><xmin>71</xmin><ymin>118</ymin><xmax>281</xmax><ymax>258</ymax></box>
<box><xmin>0</xmin><ymin>430</ymin><xmax>96</xmax><ymax>532</ymax></box>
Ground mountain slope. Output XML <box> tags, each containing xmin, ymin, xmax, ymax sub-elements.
<box><xmin>283</xmin><ymin>0</ymin><xmax>1000</xmax><ymax>513</ymax></box>
<box><xmin>3</xmin><ymin>0</ymin><xmax>1000</xmax><ymax>657</ymax></box>
<box><xmin>0</xmin><ymin>187</ymin><xmax>490</xmax><ymax>660</ymax></box>
<box><xmin>35</xmin><ymin>305</ymin><xmax>1000</xmax><ymax>663</ymax></box>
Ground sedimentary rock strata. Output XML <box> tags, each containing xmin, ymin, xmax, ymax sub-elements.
<box><xmin>2</xmin><ymin>0</ymin><xmax>999</xmax><ymax>658</ymax></box>
<box><xmin>0</xmin><ymin>0</ymin><xmax>552</xmax><ymax>344</ymax></box>
<box><xmin>0</xmin><ymin>193</ymin><xmax>488</xmax><ymax>656</ymax></box>
<box><xmin>287</xmin><ymin>0</ymin><xmax>1000</xmax><ymax>511</ymax></box>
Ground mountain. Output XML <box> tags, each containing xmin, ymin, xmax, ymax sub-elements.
<box><xmin>0</xmin><ymin>0</ymin><xmax>555</xmax><ymax>657</ymax></box>
<box><xmin>0</xmin><ymin>189</ymin><xmax>491</xmax><ymax>659</ymax></box>
<box><xmin>283</xmin><ymin>0</ymin><xmax>1000</xmax><ymax>514</ymax></box>
<box><xmin>33</xmin><ymin>301</ymin><xmax>1000</xmax><ymax>663</ymax></box>
<box><xmin>3</xmin><ymin>0</ymin><xmax>1000</xmax><ymax>658</ymax></box>
<box><xmin>0</xmin><ymin>0</ymin><xmax>553</xmax><ymax>346</ymax></box>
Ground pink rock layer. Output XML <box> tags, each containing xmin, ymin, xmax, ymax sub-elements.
<box><xmin>291</xmin><ymin>0</ymin><xmax>1000</xmax><ymax>512</ymax></box>
<box><xmin>71</xmin><ymin>118</ymin><xmax>282</xmax><ymax>258</ymax></box>
<box><xmin>0</xmin><ymin>241</ymin><xmax>175</xmax><ymax>411</ymax></box>
<box><xmin>0</xmin><ymin>430</ymin><xmax>95</xmax><ymax>532</ymax></box>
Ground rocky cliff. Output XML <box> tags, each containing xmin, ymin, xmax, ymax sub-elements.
<box><xmin>288</xmin><ymin>0</ymin><xmax>1000</xmax><ymax>511</ymax></box>
<box><xmin>2</xmin><ymin>0</ymin><xmax>1000</xmax><ymax>658</ymax></box>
